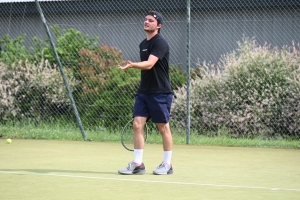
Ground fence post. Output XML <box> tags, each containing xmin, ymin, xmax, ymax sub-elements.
<box><xmin>35</xmin><ymin>0</ymin><xmax>88</xmax><ymax>141</ymax></box>
<box><xmin>186</xmin><ymin>0</ymin><xmax>191</xmax><ymax>144</ymax></box>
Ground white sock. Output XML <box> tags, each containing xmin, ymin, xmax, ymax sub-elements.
<box><xmin>163</xmin><ymin>151</ymin><xmax>172</xmax><ymax>164</ymax></box>
<box><xmin>133</xmin><ymin>149</ymin><xmax>143</xmax><ymax>164</ymax></box>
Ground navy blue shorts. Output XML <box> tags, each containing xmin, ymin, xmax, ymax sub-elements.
<box><xmin>133</xmin><ymin>93</ymin><xmax>173</xmax><ymax>123</ymax></box>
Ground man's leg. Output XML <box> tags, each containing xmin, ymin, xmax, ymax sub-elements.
<box><xmin>157</xmin><ymin>122</ymin><xmax>172</xmax><ymax>152</ymax></box>
<box><xmin>133</xmin><ymin>116</ymin><xmax>147</xmax><ymax>149</ymax></box>
<box><xmin>153</xmin><ymin>122</ymin><xmax>173</xmax><ymax>175</ymax></box>
<box><xmin>118</xmin><ymin>93</ymin><xmax>148</xmax><ymax>175</ymax></box>
<box><xmin>118</xmin><ymin>116</ymin><xmax>147</xmax><ymax>175</ymax></box>
<box><xmin>118</xmin><ymin>117</ymin><xmax>147</xmax><ymax>175</ymax></box>
<box><xmin>133</xmin><ymin>116</ymin><xmax>147</xmax><ymax>164</ymax></box>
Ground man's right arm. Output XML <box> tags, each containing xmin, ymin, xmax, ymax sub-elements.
<box><xmin>118</xmin><ymin>54</ymin><xmax>159</xmax><ymax>71</ymax></box>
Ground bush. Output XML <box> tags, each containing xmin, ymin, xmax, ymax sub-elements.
<box><xmin>77</xmin><ymin>45</ymin><xmax>124</xmax><ymax>97</ymax></box>
<box><xmin>172</xmin><ymin>37</ymin><xmax>300</xmax><ymax>139</ymax></box>
<box><xmin>91</xmin><ymin>67</ymin><xmax>140</xmax><ymax>129</ymax></box>
<box><xmin>169</xmin><ymin>64</ymin><xmax>187</xmax><ymax>90</ymax></box>
<box><xmin>0</xmin><ymin>34</ymin><xmax>34</xmax><ymax>65</ymax></box>
<box><xmin>74</xmin><ymin>44</ymin><xmax>127</xmax><ymax>128</ymax></box>
<box><xmin>0</xmin><ymin>59</ymin><xmax>78</xmax><ymax>123</ymax></box>
<box><xmin>0</xmin><ymin>28</ymin><xmax>187</xmax><ymax>131</ymax></box>
<box><xmin>42</xmin><ymin>25</ymin><xmax>99</xmax><ymax>68</ymax></box>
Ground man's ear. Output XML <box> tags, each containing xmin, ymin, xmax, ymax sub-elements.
<box><xmin>157</xmin><ymin>23</ymin><xmax>162</xmax><ymax>30</ymax></box>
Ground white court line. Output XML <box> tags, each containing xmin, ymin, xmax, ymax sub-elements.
<box><xmin>0</xmin><ymin>170</ymin><xmax>299</xmax><ymax>192</ymax></box>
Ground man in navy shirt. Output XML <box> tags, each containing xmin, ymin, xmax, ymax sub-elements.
<box><xmin>118</xmin><ymin>10</ymin><xmax>173</xmax><ymax>175</ymax></box>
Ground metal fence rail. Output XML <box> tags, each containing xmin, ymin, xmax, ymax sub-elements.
<box><xmin>1</xmin><ymin>0</ymin><xmax>300</xmax><ymax>142</ymax></box>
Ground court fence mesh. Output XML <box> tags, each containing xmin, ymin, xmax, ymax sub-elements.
<box><xmin>1</xmin><ymin>0</ymin><xmax>300</xmax><ymax>142</ymax></box>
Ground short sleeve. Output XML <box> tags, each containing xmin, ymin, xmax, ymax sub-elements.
<box><xmin>150</xmin><ymin>38</ymin><xmax>169</xmax><ymax>59</ymax></box>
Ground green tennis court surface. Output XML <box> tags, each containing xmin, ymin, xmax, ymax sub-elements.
<box><xmin>1</xmin><ymin>139</ymin><xmax>299</xmax><ymax>200</ymax></box>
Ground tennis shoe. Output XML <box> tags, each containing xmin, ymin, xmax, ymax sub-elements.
<box><xmin>153</xmin><ymin>162</ymin><xmax>173</xmax><ymax>175</ymax></box>
<box><xmin>118</xmin><ymin>161</ymin><xmax>146</xmax><ymax>175</ymax></box>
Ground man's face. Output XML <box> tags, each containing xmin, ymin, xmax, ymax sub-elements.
<box><xmin>144</xmin><ymin>15</ymin><xmax>161</xmax><ymax>33</ymax></box>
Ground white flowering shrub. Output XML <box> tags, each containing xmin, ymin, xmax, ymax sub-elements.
<box><xmin>172</xmin><ymin>38</ymin><xmax>300</xmax><ymax>139</ymax></box>
<box><xmin>0</xmin><ymin>59</ymin><xmax>79</xmax><ymax>122</ymax></box>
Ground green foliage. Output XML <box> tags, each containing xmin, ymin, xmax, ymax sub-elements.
<box><xmin>172</xmin><ymin>37</ymin><xmax>300</xmax><ymax>139</ymax></box>
<box><xmin>43</xmin><ymin>25</ymin><xmax>99</xmax><ymax>68</ymax></box>
<box><xmin>0</xmin><ymin>34</ymin><xmax>33</xmax><ymax>65</ymax></box>
<box><xmin>75</xmin><ymin>45</ymin><xmax>128</xmax><ymax>128</ymax></box>
<box><xmin>31</xmin><ymin>36</ymin><xmax>48</xmax><ymax>62</ymax></box>
<box><xmin>169</xmin><ymin>65</ymin><xmax>186</xmax><ymax>91</ymax></box>
<box><xmin>90</xmin><ymin>67</ymin><xmax>140</xmax><ymax>129</ymax></box>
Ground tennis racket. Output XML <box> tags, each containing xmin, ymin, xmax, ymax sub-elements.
<box><xmin>121</xmin><ymin>118</ymin><xmax>148</xmax><ymax>151</ymax></box>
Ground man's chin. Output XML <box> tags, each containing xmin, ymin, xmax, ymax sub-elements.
<box><xmin>144</xmin><ymin>29</ymin><xmax>155</xmax><ymax>33</ymax></box>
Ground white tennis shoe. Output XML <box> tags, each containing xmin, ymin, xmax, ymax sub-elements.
<box><xmin>118</xmin><ymin>162</ymin><xmax>146</xmax><ymax>175</ymax></box>
<box><xmin>153</xmin><ymin>162</ymin><xmax>173</xmax><ymax>175</ymax></box>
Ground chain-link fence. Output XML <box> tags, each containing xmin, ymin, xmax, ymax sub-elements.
<box><xmin>1</xmin><ymin>0</ymin><xmax>300</xmax><ymax>142</ymax></box>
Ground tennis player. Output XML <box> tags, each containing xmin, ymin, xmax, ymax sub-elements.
<box><xmin>118</xmin><ymin>10</ymin><xmax>173</xmax><ymax>175</ymax></box>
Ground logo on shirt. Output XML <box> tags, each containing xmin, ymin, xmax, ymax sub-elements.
<box><xmin>142</xmin><ymin>49</ymin><xmax>147</xmax><ymax>51</ymax></box>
